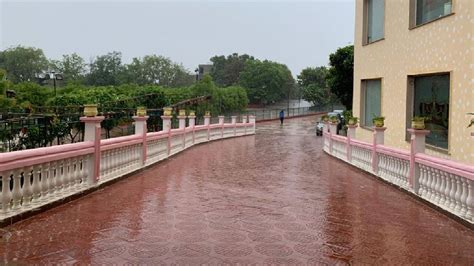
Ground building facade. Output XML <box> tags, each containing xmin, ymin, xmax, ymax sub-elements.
<box><xmin>353</xmin><ymin>0</ymin><xmax>473</xmax><ymax>164</ymax></box>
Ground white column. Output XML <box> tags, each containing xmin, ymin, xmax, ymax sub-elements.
<box><xmin>80</xmin><ymin>116</ymin><xmax>104</xmax><ymax>184</ymax></box>
<box><xmin>161</xmin><ymin>115</ymin><xmax>172</xmax><ymax>132</ymax></box>
<box><xmin>204</xmin><ymin>115</ymin><xmax>211</xmax><ymax>126</ymax></box>
<box><xmin>133</xmin><ymin>116</ymin><xmax>148</xmax><ymax>166</ymax></box>
<box><xmin>231</xmin><ymin>116</ymin><xmax>237</xmax><ymax>125</ymax></box>
<box><xmin>347</xmin><ymin>125</ymin><xmax>357</xmax><ymax>162</ymax></box>
<box><xmin>188</xmin><ymin>115</ymin><xmax>196</xmax><ymax>127</ymax></box>
<box><xmin>248</xmin><ymin>115</ymin><xmax>256</xmax><ymax>134</ymax></box>
<box><xmin>372</xmin><ymin>127</ymin><xmax>386</xmax><ymax>174</ymax></box>
<box><xmin>218</xmin><ymin>115</ymin><xmax>225</xmax><ymax>125</ymax></box>
<box><xmin>408</xmin><ymin>129</ymin><xmax>430</xmax><ymax>193</ymax></box>
<box><xmin>178</xmin><ymin>115</ymin><xmax>186</xmax><ymax>130</ymax></box>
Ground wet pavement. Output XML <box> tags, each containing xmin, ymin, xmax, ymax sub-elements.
<box><xmin>1</xmin><ymin>116</ymin><xmax>473</xmax><ymax>265</ymax></box>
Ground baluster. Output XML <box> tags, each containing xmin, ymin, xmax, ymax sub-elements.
<box><xmin>438</xmin><ymin>172</ymin><xmax>447</xmax><ymax>207</ymax></box>
<box><xmin>459</xmin><ymin>178</ymin><xmax>469</xmax><ymax>217</ymax></box>
<box><xmin>41</xmin><ymin>162</ymin><xmax>50</xmax><ymax>199</ymax></box>
<box><xmin>1</xmin><ymin>172</ymin><xmax>13</xmax><ymax>213</ymax></box>
<box><xmin>448</xmin><ymin>173</ymin><xmax>457</xmax><ymax>210</ymax></box>
<box><xmin>32</xmin><ymin>164</ymin><xmax>42</xmax><ymax>201</ymax></box>
<box><xmin>81</xmin><ymin>155</ymin><xmax>89</xmax><ymax>188</ymax></box>
<box><xmin>11</xmin><ymin>170</ymin><xmax>22</xmax><ymax>209</ymax></box>
<box><xmin>454</xmin><ymin>176</ymin><xmax>463</xmax><ymax>214</ymax></box>
<box><xmin>418</xmin><ymin>165</ymin><xmax>425</xmax><ymax>196</ymax></box>
<box><xmin>465</xmin><ymin>180</ymin><xmax>473</xmax><ymax>222</ymax></box>
<box><xmin>443</xmin><ymin>173</ymin><xmax>452</xmax><ymax>210</ymax></box>
<box><xmin>49</xmin><ymin>161</ymin><xmax>56</xmax><ymax>196</ymax></box>
<box><xmin>64</xmin><ymin>159</ymin><xmax>71</xmax><ymax>192</ymax></box>
<box><xmin>23</xmin><ymin>166</ymin><xmax>33</xmax><ymax>205</ymax></box>
<box><xmin>433</xmin><ymin>169</ymin><xmax>442</xmax><ymax>204</ymax></box>
<box><xmin>55</xmin><ymin>161</ymin><xmax>64</xmax><ymax>195</ymax></box>
<box><xmin>70</xmin><ymin>157</ymin><xmax>78</xmax><ymax>191</ymax></box>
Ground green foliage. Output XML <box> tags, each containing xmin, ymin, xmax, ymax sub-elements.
<box><xmin>326</xmin><ymin>45</ymin><xmax>354</xmax><ymax>109</ymax></box>
<box><xmin>297</xmin><ymin>66</ymin><xmax>338</xmax><ymax>107</ymax></box>
<box><xmin>50</xmin><ymin>53</ymin><xmax>86</xmax><ymax>84</ymax></box>
<box><xmin>0</xmin><ymin>46</ymin><xmax>49</xmax><ymax>83</ymax></box>
<box><xmin>13</xmin><ymin>82</ymin><xmax>52</xmax><ymax>106</ymax></box>
<box><xmin>297</xmin><ymin>67</ymin><xmax>328</xmax><ymax>88</ymax></box>
<box><xmin>239</xmin><ymin>60</ymin><xmax>294</xmax><ymax>105</ymax></box>
<box><xmin>210</xmin><ymin>53</ymin><xmax>255</xmax><ymax>87</ymax></box>
<box><xmin>121</xmin><ymin>55</ymin><xmax>194</xmax><ymax>87</ymax></box>
<box><xmin>86</xmin><ymin>51</ymin><xmax>123</xmax><ymax>86</ymax></box>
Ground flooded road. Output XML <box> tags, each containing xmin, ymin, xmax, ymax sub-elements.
<box><xmin>1</xmin><ymin>116</ymin><xmax>473</xmax><ymax>264</ymax></box>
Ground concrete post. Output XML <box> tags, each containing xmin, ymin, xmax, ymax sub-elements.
<box><xmin>329</xmin><ymin>122</ymin><xmax>337</xmax><ymax>154</ymax></box>
<box><xmin>372</xmin><ymin>127</ymin><xmax>386</xmax><ymax>174</ymax></box>
<box><xmin>231</xmin><ymin>116</ymin><xmax>237</xmax><ymax>125</ymax></box>
<box><xmin>408</xmin><ymin>129</ymin><xmax>430</xmax><ymax>193</ymax></box>
<box><xmin>80</xmin><ymin>116</ymin><xmax>104</xmax><ymax>184</ymax></box>
<box><xmin>178</xmin><ymin>115</ymin><xmax>186</xmax><ymax>130</ymax></box>
<box><xmin>218</xmin><ymin>116</ymin><xmax>225</xmax><ymax>125</ymax></box>
<box><xmin>133</xmin><ymin>116</ymin><xmax>148</xmax><ymax>165</ymax></box>
<box><xmin>188</xmin><ymin>115</ymin><xmax>196</xmax><ymax>144</ymax></box>
<box><xmin>248</xmin><ymin>115</ymin><xmax>256</xmax><ymax>134</ymax></box>
<box><xmin>204</xmin><ymin>115</ymin><xmax>211</xmax><ymax>140</ymax></box>
<box><xmin>161</xmin><ymin>115</ymin><xmax>172</xmax><ymax>155</ymax></box>
<box><xmin>347</xmin><ymin>125</ymin><xmax>357</xmax><ymax>162</ymax></box>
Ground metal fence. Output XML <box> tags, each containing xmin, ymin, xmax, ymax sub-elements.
<box><xmin>244</xmin><ymin>106</ymin><xmax>330</xmax><ymax>121</ymax></box>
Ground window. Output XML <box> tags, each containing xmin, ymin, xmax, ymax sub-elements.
<box><xmin>412</xmin><ymin>74</ymin><xmax>450</xmax><ymax>149</ymax></box>
<box><xmin>361</xmin><ymin>79</ymin><xmax>382</xmax><ymax>127</ymax></box>
<box><xmin>363</xmin><ymin>0</ymin><xmax>384</xmax><ymax>44</ymax></box>
<box><xmin>410</xmin><ymin>0</ymin><xmax>452</xmax><ymax>28</ymax></box>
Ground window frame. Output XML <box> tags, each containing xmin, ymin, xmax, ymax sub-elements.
<box><xmin>406</xmin><ymin>72</ymin><xmax>452</xmax><ymax>153</ymax></box>
<box><xmin>360</xmin><ymin>78</ymin><xmax>383</xmax><ymax>129</ymax></box>
<box><xmin>409</xmin><ymin>0</ymin><xmax>454</xmax><ymax>29</ymax></box>
<box><xmin>362</xmin><ymin>0</ymin><xmax>385</xmax><ymax>45</ymax></box>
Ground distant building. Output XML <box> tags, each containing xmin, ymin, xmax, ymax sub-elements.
<box><xmin>352</xmin><ymin>0</ymin><xmax>473</xmax><ymax>164</ymax></box>
<box><xmin>197</xmin><ymin>64</ymin><xmax>213</xmax><ymax>81</ymax></box>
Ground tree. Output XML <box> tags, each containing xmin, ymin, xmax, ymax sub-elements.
<box><xmin>326</xmin><ymin>45</ymin><xmax>354</xmax><ymax>109</ymax></box>
<box><xmin>0</xmin><ymin>46</ymin><xmax>49</xmax><ymax>83</ymax></box>
<box><xmin>120</xmin><ymin>55</ymin><xmax>193</xmax><ymax>87</ymax></box>
<box><xmin>86</xmin><ymin>51</ymin><xmax>123</xmax><ymax>86</ymax></box>
<box><xmin>50</xmin><ymin>53</ymin><xmax>86</xmax><ymax>84</ymax></box>
<box><xmin>239</xmin><ymin>60</ymin><xmax>294</xmax><ymax>105</ymax></box>
<box><xmin>298</xmin><ymin>66</ymin><xmax>333</xmax><ymax>107</ymax></box>
<box><xmin>210</xmin><ymin>53</ymin><xmax>255</xmax><ymax>87</ymax></box>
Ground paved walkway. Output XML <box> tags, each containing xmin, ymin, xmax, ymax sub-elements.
<box><xmin>1</xmin><ymin>117</ymin><xmax>473</xmax><ymax>264</ymax></box>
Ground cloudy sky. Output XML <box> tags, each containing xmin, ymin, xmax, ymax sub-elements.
<box><xmin>1</xmin><ymin>0</ymin><xmax>355</xmax><ymax>76</ymax></box>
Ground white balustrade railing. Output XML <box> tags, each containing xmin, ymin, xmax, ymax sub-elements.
<box><xmin>323</xmin><ymin>122</ymin><xmax>474</xmax><ymax>224</ymax></box>
<box><xmin>331</xmin><ymin>135</ymin><xmax>347</xmax><ymax>161</ymax></box>
<box><xmin>377</xmin><ymin>146</ymin><xmax>410</xmax><ymax>189</ymax></box>
<box><xmin>351</xmin><ymin>141</ymin><xmax>373</xmax><ymax>173</ymax></box>
<box><xmin>416</xmin><ymin>154</ymin><xmax>473</xmax><ymax>222</ymax></box>
<box><xmin>1</xmin><ymin>115</ymin><xmax>255</xmax><ymax>223</ymax></box>
<box><xmin>0</xmin><ymin>142</ymin><xmax>93</xmax><ymax>216</ymax></box>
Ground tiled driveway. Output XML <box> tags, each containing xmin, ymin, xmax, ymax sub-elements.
<box><xmin>1</xmin><ymin>116</ymin><xmax>473</xmax><ymax>264</ymax></box>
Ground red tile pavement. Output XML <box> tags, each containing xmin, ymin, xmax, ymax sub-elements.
<box><xmin>1</xmin><ymin>116</ymin><xmax>473</xmax><ymax>265</ymax></box>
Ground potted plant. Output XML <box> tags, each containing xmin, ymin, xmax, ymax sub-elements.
<box><xmin>136</xmin><ymin>106</ymin><xmax>147</xmax><ymax>117</ymax></box>
<box><xmin>163</xmin><ymin>107</ymin><xmax>172</xmax><ymax>116</ymax></box>
<box><xmin>329</xmin><ymin>115</ymin><xmax>338</xmax><ymax>124</ymax></box>
<box><xmin>372</xmin><ymin>116</ymin><xmax>385</xmax><ymax>127</ymax></box>
<box><xmin>83</xmin><ymin>104</ymin><xmax>98</xmax><ymax>117</ymax></box>
<box><xmin>189</xmin><ymin>110</ymin><xmax>195</xmax><ymax>116</ymax></box>
<box><xmin>321</xmin><ymin>115</ymin><xmax>329</xmax><ymax>122</ymax></box>
<box><xmin>348</xmin><ymin>116</ymin><xmax>358</xmax><ymax>126</ymax></box>
<box><xmin>412</xmin><ymin>116</ymin><xmax>427</xmax><ymax>130</ymax></box>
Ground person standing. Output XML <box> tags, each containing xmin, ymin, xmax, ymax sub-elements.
<box><xmin>279</xmin><ymin>110</ymin><xmax>285</xmax><ymax>125</ymax></box>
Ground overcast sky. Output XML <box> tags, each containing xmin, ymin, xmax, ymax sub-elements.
<box><xmin>1</xmin><ymin>0</ymin><xmax>355</xmax><ymax>76</ymax></box>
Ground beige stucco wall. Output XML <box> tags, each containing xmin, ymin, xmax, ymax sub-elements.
<box><xmin>353</xmin><ymin>0</ymin><xmax>474</xmax><ymax>164</ymax></box>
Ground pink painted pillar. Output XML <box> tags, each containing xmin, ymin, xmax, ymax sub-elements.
<box><xmin>80</xmin><ymin>116</ymin><xmax>104</xmax><ymax>183</ymax></box>
<box><xmin>347</xmin><ymin>125</ymin><xmax>357</xmax><ymax>162</ymax></box>
<box><xmin>133</xmin><ymin>116</ymin><xmax>148</xmax><ymax>165</ymax></box>
<box><xmin>329</xmin><ymin>122</ymin><xmax>337</xmax><ymax>154</ymax></box>
<box><xmin>178</xmin><ymin>114</ymin><xmax>186</xmax><ymax>148</ymax></box>
<box><xmin>242</xmin><ymin>115</ymin><xmax>247</xmax><ymax>135</ymax></box>
<box><xmin>188</xmin><ymin>114</ymin><xmax>196</xmax><ymax>144</ymax></box>
<box><xmin>218</xmin><ymin>115</ymin><xmax>225</xmax><ymax>138</ymax></box>
<box><xmin>161</xmin><ymin>115</ymin><xmax>172</xmax><ymax>155</ymax></box>
<box><xmin>372</xmin><ymin>127</ymin><xmax>386</xmax><ymax>174</ymax></box>
<box><xmin>231</xmin><ymin>115</ymin><xmax>237</xmax><ymax>136</ymax></box>
<box><xmin>204</xmin><ymin>115</ymin><xmax>211</xmax><ymax>140</ymax></box>
<box><xmin>248</xmin><ymin>115</ymin><xmax>256</xmax><ymax>134</ymax></box>
<box><xmin>408</xmin><ymin>129</ymin><xmax>430</xmax><ymax>193</ymax></box>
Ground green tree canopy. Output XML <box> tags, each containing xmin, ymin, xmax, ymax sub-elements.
<box><xmin>50</xmin><ymin>53</ymin><xmax>86</xmax><ymax>84</ymax></box>
<box><xmin>239</xmin><ymin>60</ymin><xmax>294</xmax><ymax>105</ymax></box>
<box><xmin>326</xmin><ymin>45</ymin><xmax>354</xmax><ymax>109</ymax></box>
<box><xmin>86</xmin><ymin>51</ymin><xmax>123</xmax><ymax>86</ymax></box>
<box><xmin>0</xmin><ymin>46</ymin><xmax>49</xmax><ymax>83</ymax></box>
<box><xmin>210</xmin><ymin>53</ymin><xmax>255</xmax><ymax>87</ymax></box>
<box><xmin>120</xmin><ymin>55</ymin><xmax>193</xmax><ymax>87</ymax></box>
